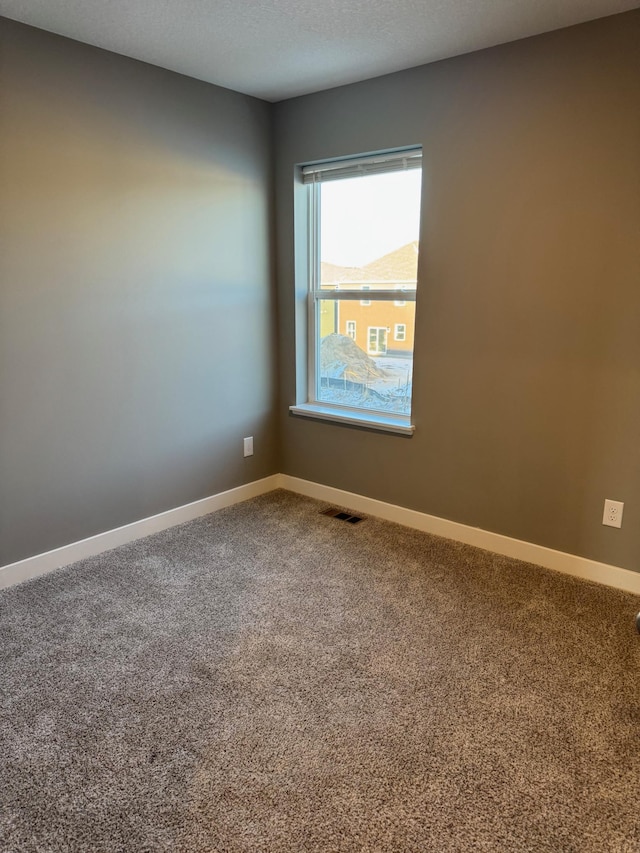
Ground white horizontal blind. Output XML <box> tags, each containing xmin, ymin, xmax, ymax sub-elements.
<box><xmin>302</xmin><ymin>149</ymin><xmax>422</xmax><ymax>184</ymax></box>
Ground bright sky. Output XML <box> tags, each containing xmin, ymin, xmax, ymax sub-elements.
<box><xmin>320</xmin><ymin>170</ymin><xmax>422</xmax><ymax>268</ymax></box>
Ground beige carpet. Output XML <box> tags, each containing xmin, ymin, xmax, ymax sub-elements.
<box><xmin>1</xmin><ymin>489</ymin><xmax>639</xmax><ymax>852</ymax></box>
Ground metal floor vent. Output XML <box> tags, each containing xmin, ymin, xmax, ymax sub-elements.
<box><xmin>320</xmin><ymin>507</ymin><xmax>364</xmax><ymax>524</ymax></box>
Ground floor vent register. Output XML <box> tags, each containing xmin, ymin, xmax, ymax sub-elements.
<box><xmin>320</xmin><ymin>507</ymin><xmax>364</xmax><ymax>524</ymax></box>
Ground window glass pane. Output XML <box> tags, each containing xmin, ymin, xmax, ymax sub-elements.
<box><xmin>319</xmin><ymin>170</ymin><xmax>421</xmax><ymax>292</ymax></box>
<box><xmin>316</xmin><ymin>298</ymin><xmax>415</xmax><ymax>415</ymax></box>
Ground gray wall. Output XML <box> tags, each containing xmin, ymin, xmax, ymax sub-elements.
<box><xmin>0</xmin><ymin>19</ymin><xmax>278</xmax><ymax>565</ymax></box>
<box><xmin>275</xmin><ymin>12</ymin><xmax>640</xmax><ymax>572</ymax></box>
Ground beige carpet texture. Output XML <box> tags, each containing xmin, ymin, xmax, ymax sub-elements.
<box><xmin>1</xmin><ymin>489</ymin><xmax>639</xmax><ymax>852</ymax></box>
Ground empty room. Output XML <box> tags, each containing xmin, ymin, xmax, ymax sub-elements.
<box><xmin>1</xmin><ymin>0</ymin><xmax>639</xmax><ymax>850</ymax></box>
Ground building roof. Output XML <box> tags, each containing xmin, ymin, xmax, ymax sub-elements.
<box><xmin>321</xmin><ymin>242</ymin><xmax>418</xmax><ymax>287</ymax></box>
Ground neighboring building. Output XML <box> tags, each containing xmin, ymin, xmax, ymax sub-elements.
<box><xmin>320</xmin><ymin>242</ymin><xmax>418</xmax><ymax>356</ymax></box>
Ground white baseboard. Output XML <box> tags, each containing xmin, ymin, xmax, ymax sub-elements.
<box><xmin>0</xmin><ymin>475</ymin><xmax>280</xmax><ymax>590</ymax></box>
<box><xmin>279</xmin><ymin>475</ymin><xmax>640</xmax><ymax>596</ymax></box>
<box><xmin>2</xmin><ymin>472</ymin><xmax>638</xmax><ymax>597</ymax></box>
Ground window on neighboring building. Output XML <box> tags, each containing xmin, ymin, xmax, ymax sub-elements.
<box><xmin>368</xmin><ymin>326</ymin><xmax>388</xmax><ymax>355</ymax></box>
<box><xmin>290</xmin><ymin>148</ymin><xmax>422</xmax><ymax>435</ymax></box>
<box><xmin>394</xmin><ymin>287</ymin><xmax>406</xmax><ymax>307</ymax></box>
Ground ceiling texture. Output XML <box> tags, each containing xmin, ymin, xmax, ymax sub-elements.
<box><xmin>0</xmin><ymin>0</ymin><xmax>637</xmax><ymax>101</ymax></box>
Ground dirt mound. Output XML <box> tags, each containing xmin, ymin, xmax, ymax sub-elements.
<box><xmin>320</xmin><ymin>334</ymin><xmax>386</xmax><ymax>383</ymax></box>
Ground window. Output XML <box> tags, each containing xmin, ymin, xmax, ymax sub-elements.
<box><xmin>368</xmin><ymin>326</ymin><xmax>388</xmax><ymax>355</ymax></box>
<box><xmin>291</xmin><ymin>148</ymin><xmax>422</xmax><ymax>435</ymax></box>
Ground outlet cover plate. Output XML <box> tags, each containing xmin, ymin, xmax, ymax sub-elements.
<box><xmin>603</xmin><ymin>499</ymin><xmax>624</xmax><ymax>528</ymax></box>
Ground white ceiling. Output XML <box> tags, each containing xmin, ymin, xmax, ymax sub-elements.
<box><xmin>0</xmin><ymin>0</ymin><xmax>637</xmax><ymax>102</ymax></box>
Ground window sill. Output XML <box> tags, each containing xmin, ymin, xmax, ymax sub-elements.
<box><xmin>289</xmin><ymin>403</ymin><xmax>415</xmax><ymax>436</ymax></box>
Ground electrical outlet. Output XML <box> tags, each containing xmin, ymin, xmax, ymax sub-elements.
<box><xmin>243</xmin><ymin>436</ymin><xmax>254</xmax><ymax>458</ymax></box>
<box><xmin>602</xmin><ymin>499</ymin><xmax>624</xmax><ymax>528</ymax></box>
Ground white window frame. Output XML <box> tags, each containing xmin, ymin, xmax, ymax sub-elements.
<box><xmin>368</xmin><ymin>326</ymin><xmax>388</xmax><ymax>355</ymax></box>
<box><xmin>346</xmin><ymin>320</ymin><xmax>357</xmax><ymax>340</ymax></box>
<box><xmin>360</xmin><ymin>286</ymin><xmax>371</xmax><ymax>306</ymax></box>
<box><xmin>394</xmin><ymin>286</ymin><xmax>407</xmax><ymax>307</ymax></box>
<box><xmin>290</xmin><ymin>148</ymin><xmax>422</xmax><ymax>436</ymax></box>
<box><xmin>394</xmin><ymin>323</ymin><xmax>407</xmax><ymax>342</ymax></box>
